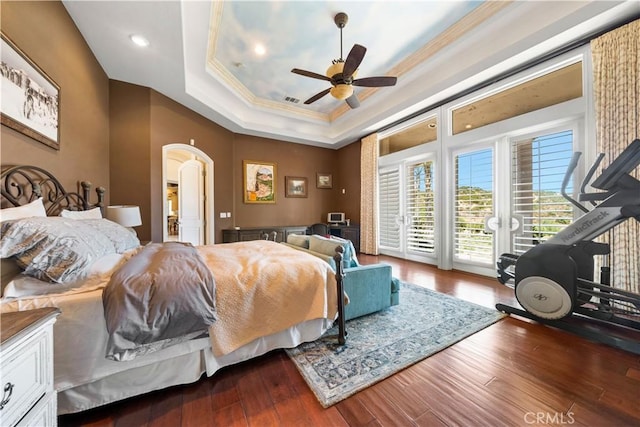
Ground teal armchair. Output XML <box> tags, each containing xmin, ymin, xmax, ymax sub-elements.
<box><xmin>282</xmin><ymin>234</ymin><xmax>398</xmax><ymax>321</ymax></box>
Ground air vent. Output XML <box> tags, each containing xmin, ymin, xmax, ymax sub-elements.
<box><xmin>284</xmin><ymin>96</ymin><xmax>300</xmax><ymax>104</ymax></box>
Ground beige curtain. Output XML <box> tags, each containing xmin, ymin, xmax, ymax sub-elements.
<box><xmin>591</xmin><ymin>19</ymin><xmax>640</xmax><ymax>294</ymax></box>
<box><xmin>360</xmin><ymin>133</ymin><xmax>379</xmax><ymax>255</ymax></box>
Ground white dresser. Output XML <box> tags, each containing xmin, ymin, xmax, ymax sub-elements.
<box><xmin>0</xmin><ymin>308</ymin><xmax>60</xmax><ymax>427</ymax></box>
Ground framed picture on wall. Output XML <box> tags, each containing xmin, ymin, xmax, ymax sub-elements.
<box><xmin>316</xmin><ymin>173</ymin><xmax>332</xmax><ymax>189</ymax></box>
<box><xmin>0</xmin><ymin>32</ymin><xmax>60</xmax><ymax>150</ymax></box>
<box><xmin>285</xmin><ymin>176</ymin><xmax>308</xmax><ymax>198</ymax></box>
<box><xmin>243</xmin><ymin>160</ymin><xmax>276</xmax><ymax>203</ymax></box>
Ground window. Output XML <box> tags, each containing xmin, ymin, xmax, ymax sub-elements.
<box><xmin>379</xmin><ymin>167</ymin><xmax>401</xmax><ymax>251</ymax></box>
<box><xmin>379</xmin><ymin>156</ymin><xmax>437</xmax><ymax>262</ymax></box>
<box><xmin>405</xmin><ymin>161</ymin><xmax>435</xmax><ymax>253</ymax></box>
<box><xmin>454</xmin><ymin>148</ymin><xmax>494</xmax><ymax>263</ymax></box>
<box><xmin>406</xmin><ymin>161</ymin><xmax>435</xmax><ymax>254</ymax></box>
<box><xmin>511</xmin><ymin>130</ymin><xmax>575</xmax><ymax>254</ymax></box>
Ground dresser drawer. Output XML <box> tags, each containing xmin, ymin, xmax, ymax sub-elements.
<box><xmin>0</xmin><ymin>328</ymin><xmax>52</xmax><ymax>427</ymax></box>
<box><xmin>17</xmin><ymin>391</ymin><xmax>57</xmax><ymax>427</ymax></box>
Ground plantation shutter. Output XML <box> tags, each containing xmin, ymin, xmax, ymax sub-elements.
<box><xmin>406</xmin><ymin>161</ymin><xmax>435</xmax><ymax>253</ymax></box>
<box><xmin>454</xmin><ymin>148</ymin><xmax>494</xmax><ymax>264</ymax></box>
<box><xmin>379</xmin><ymin>167</ymin><xmax>401</xmax><ymax>250</ymax></box>
<box><xmin>511</xmin><ymin>130</ymin><xmax>575</xmax><ymax>254</ymax></box>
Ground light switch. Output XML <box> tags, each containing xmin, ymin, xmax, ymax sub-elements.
<box><xmin>226</xmin><ymin>212</ymin><xmax>231</xmax><ymax>217</ymax></box>
<box><xmin>219</xmin><ymin>212</ymin><xmax>227</xmax><ymax>218</ymax></box>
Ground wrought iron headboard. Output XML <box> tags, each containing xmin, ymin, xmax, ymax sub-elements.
<box><xmin>0</xmin><ymin>165</ymin><xmax>105</xmax><ymax>216</ymax></box>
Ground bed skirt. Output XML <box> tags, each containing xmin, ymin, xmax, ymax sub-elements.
<box><xmin>57</xmin><ymin>317</ymin><xmax>333</xmax><ymax>414</ymax></box>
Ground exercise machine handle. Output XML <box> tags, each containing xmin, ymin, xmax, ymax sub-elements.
<box><xmin>562</xmin><ymin>151</ymin><xmax>589</xmax><ymax>213</ymax></box>
<box><xmin>580</xmin><ymin>153</ymin><xmax>606</xmax><ymax>205</ymax></box>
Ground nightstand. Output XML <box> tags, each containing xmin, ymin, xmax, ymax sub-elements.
<box><xmin>0</xmin><ymin>307</ymin><xmax>60</xmax><ymax>427</ymax></box>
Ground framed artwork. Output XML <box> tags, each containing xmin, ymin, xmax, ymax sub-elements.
<box><xmin>285</xmin><ymin>176</ymin><xmax>308</xmax><ymax>198</ymax></box>
<box><xmin>0</xmin><ymin>32</ymin><xmax>60</xmax><ymax>150</ymax></box>
<box><xmin>316</xmin><ymin>173</ymin><xmax>332</xmax><ymax>189</ymax></box>
<box><xmin>243</xmin><ymin>160</ymin><xmax>276</xmax><ymax>203</ymax></box>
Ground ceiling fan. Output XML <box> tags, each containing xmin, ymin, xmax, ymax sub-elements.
<box><xmin>291</xmin><ymin>12</ymin><xmax>397</xmax><ymax>109</ymax></box>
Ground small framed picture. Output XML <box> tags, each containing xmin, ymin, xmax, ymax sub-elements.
<box><xmin>316</xmin><ymin>173</ymin><xmax>332</xmax><ymax>189</ymax></box>
<box><xmin>285</xmin><ymin>176</ymin><xmax>308</xmax><ymax>198</ymax></box>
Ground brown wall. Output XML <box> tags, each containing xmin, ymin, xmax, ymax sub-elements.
<box><xmin>149</xmin><ymin>90</ymin><xmax>235</xmax><ymax>243</ymax></box>
<box><xmin>336</xmin><ymin>141</ymin><xmax>362</xmax><ymax>225</ymax></box>
<box><xmin>110</xmin><ymin>82</ymin><xmax>349</xmax><ymax>243</ymax></box>
<box><xmin>232</xmin><ymin>134</ymin><xmax>340</xmax><ymax>228</ymax></box>
<box><xmin>1</xmin><ymin>1</ymin><xmax>110</xmax><ymax>203</ymax></box>
<box><xmin>109</xmin><ymin>81</ymin><xmax>152</xmax><ymax>240</ymax></box>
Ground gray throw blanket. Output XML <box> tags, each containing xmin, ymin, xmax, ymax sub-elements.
<box><xmin>103</xmin><ymin>242</ymin><xmax>217</xmax><ymax>361</ymax></box>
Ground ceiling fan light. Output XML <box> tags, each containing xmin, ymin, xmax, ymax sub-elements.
<box><xmin>330</xmin><ymin>84</ymin><xmax>353</xmax><ymax>100</ymax></box>
<box><xmin>326</xmin><ymin>62</ymin><xmax>344</xmax><ymax>78</ymax></box>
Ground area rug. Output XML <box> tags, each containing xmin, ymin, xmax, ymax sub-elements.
<box><xmin>286</xmin><ymin>282</ymin><xmax>506</xmax><ymax>407</ymax></box>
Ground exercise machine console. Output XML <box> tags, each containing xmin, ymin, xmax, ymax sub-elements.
<box><xmin>496</xmin><ymin>139</ymin><xmax>640</xmax><ymax>354</ymax></box>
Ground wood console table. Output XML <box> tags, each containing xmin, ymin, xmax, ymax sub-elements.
<box><xmin>222</xmin><ymin>226</ymin><xmax>308</xmax><ymax>244</ymax></box>
<box><xmin>328</xmin><ymin>225</ymin><xmax>360</xmax><ymax>253</ymax></box>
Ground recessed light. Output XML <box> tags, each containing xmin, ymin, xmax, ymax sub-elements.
<box><xmin>130</xmin><ymin>34</ymin><xmax>149</xmax><ymax>48</ymax></box>
<box><xmin>465</xmin><ymin>124</ymin><xmax>473</xmax><ymax>129</ymax></box>
<box><xmin>254</xmin><ymin>43</ymin><xmax>266</xmax><ymax>56</ymax></box>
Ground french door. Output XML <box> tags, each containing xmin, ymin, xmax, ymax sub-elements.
<box><xmin>452</xmin><ymin>128</ymin><xmax>577</xmax><ymax>275</ymax></box>
<box><xmin>453</xmin><ymin>146</ymin><xmax>494</xmax><ymax>268</ymax></box>
<box><xmin>379</xmin><ymin>155</ymin><xmax>437</xmax><ymax>264</ymax></box>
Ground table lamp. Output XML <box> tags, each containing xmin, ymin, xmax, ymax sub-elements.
<box><xmin>106</xmin><ymin>205</ymin><xmax>142</xmax><ymax>227</ymax></box>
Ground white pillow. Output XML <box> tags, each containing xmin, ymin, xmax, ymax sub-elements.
<box><xmin>60</xmin><ymin>207</ymin><xmax>103</xmax><ymax>219</ymax></box>
<box><xmin>0</xmin><ymin>198</ymin><xmax>47</xmax><ymax>222</ymax></box>
<box><xmin>1</xmin><ymin>251</ymin><xmax>130</xmax><ymax>300</ymax></box>
<box><xmin>286</xmin><ymin>234</ymin><xmax>310</xmax><ymax>248</ymax></box>
<box><xmin>0</xmin><ymin>215</ymin><xmax>139</xmax><ymax>285</ymax></box>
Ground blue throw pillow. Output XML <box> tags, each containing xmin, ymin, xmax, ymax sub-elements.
<box><xmin>329</xmin><ymin>235</ymin><xmax>359</xmax><ymax>267</ymax></box>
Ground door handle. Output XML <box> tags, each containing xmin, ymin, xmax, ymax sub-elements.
<box><xmin>510</xmin><ymin>214</ymin><xmax>523</xmax><ymax>232</ymax></box>
<box><xmin>484</xmin><ymin>216</ymin><xmax>501</xmax><ymax>233</ymax></box>
<box><xmin>405</xmin><ymin>215</ymin><xmax>413</xmax><ymax>227</ymax></box>
<box><xmin>484</xmin><ymin>215</ymin><xmax>523</xmax><ymax>233</ymax></box>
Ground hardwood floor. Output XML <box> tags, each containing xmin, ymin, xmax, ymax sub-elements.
<box><xmin>59</xmin><ymin>255</ymin><xmax>640</xmax><ymax>427</ymax></box>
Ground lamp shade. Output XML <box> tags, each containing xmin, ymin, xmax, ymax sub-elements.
<box><xmin>330</xmin><ymin>84</ymin><xmax>353</xmax><ymax>100</ymax></box>
<box><xmin>106</xmin><ymin>205</ymin><xmax>142</xmax><ymax>227</ymax></box>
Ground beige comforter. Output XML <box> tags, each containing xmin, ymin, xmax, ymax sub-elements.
<box><xmin>199</xmin><ymin>240</ymin><xmax>338</xmax><ymax>356</ymax></box>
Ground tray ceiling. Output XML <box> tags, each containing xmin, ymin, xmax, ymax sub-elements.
<box><xmin>62</xmin><ymin>1</ymin><xmax>639</xmax><ymax>148</ymax></box>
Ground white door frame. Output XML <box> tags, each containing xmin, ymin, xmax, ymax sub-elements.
<box><xmin>162</xmin><ymin>144</ymin><xmax>215</xmax><ymax>244</ymax></box>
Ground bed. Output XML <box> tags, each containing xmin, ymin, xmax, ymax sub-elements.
<box><xmin>0</xmin><ymin>165</ymin><xmax>344</xmax><ymax>414</ymax></box>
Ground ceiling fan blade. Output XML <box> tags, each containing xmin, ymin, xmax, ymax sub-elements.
<box><xmin>291</xmin><ymin>68</ymin><xmax>331</xmax><ymax>82</ymax></box>
<box><xmin>304</xmin><ymin>88</ymin><xmax>331</xmax><ymax>104</ymax></box>
<box><xmin>345</xmin><ymin>93</ymin><xmax>360</xmax><ymax>109</ymax></box>
<box><xmin>353</xmin><ymin>76</ymin><xmax>398</xmax><ymax>87</ymax></box>
<box><xmin>342</xmin><ymin>44</ymin><xmax>366</xmax><ymax>80</ymax></box>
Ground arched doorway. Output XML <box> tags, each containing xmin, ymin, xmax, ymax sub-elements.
<box><xmin>162</xmin><ymin>144</ymin><xmax>215</xmax><ymax>244</ymax></box>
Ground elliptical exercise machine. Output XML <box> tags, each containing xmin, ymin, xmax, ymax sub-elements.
<box><xmin>496</xmin><ymin>139</ymin><xmax>640</xmax><ymax>354</ymax></box>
